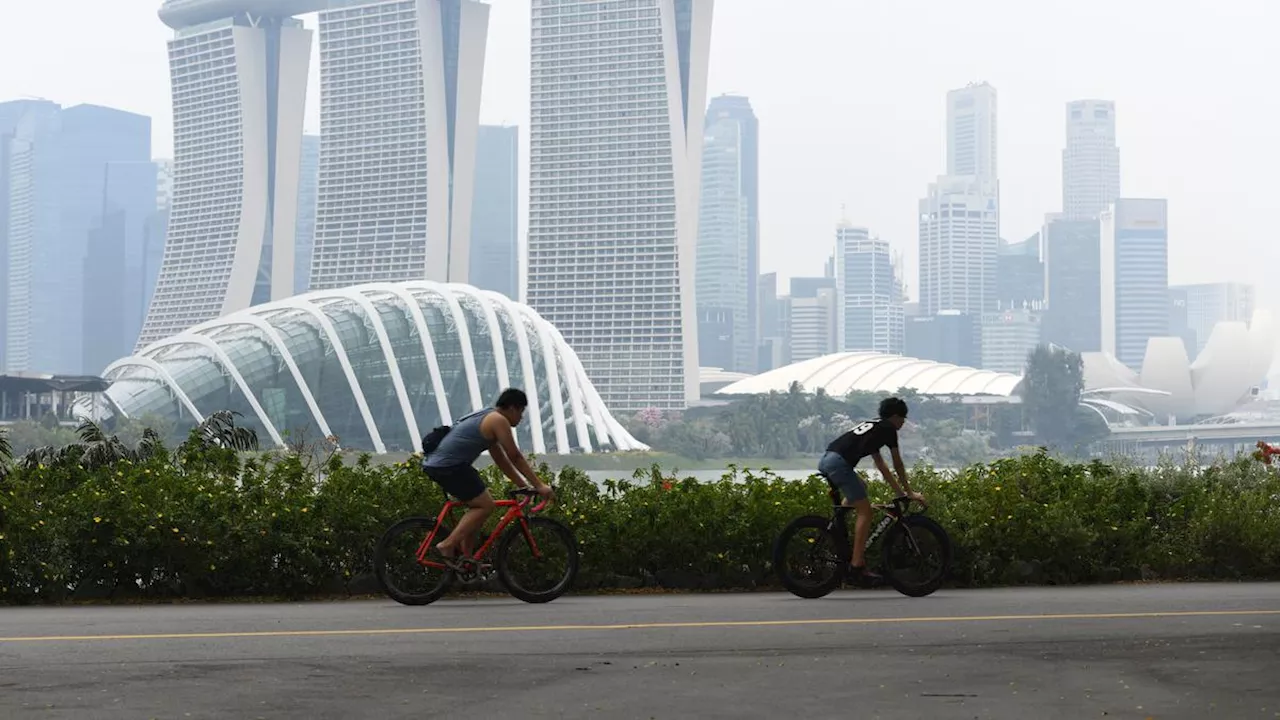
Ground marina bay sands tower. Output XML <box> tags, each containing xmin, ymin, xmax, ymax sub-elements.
<box><xmin>138</xmin><ymin>0</ymin><xmax>319</xmax><ymax>347</ymax></box>
<box><xmin>138</xmin><ymin>0</ymin><xmax>489</xmax><ymax>348</ymax></box>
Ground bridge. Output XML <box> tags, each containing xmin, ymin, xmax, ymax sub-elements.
<box><xmin>1103</xmin><ymin>421</ymin><xmax>1280</xmax><ymax>455</ymax></box>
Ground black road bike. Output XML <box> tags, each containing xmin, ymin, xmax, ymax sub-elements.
<box><xmin>773</xmin><ymin>474</ymin><xmax>952</xmax><ymax>598</ymax></box>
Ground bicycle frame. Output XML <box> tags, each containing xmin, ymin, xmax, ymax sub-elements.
<box><xmin>823</xmin><ymin>483</ymin><xmax>916</xmax><ymax>560</ymax></box>
<box><xmin>413</xmin><ymin>492</ymin><xmax>550</xmax><ymax>571</ymax></box>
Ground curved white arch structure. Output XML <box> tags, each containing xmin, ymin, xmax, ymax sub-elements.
<box><xmin>99</xmin><ymin>281</ymin><xmax>646</xmax><ymax>454</ymax></box>
<box><xmin>718</xmin><ymin>352</ymin><xmax>1024</xmax><ymax>398</ymax></box>
<box><xmin>720</xmin><ymin>312</ymin><xmax>1274</xmax><ymax>423</ymax></box>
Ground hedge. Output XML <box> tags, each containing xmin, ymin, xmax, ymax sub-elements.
<box><xmin>1</xmin><ymin>443</ymin><xmax>1278</xmax><ymax>604</ymax></box>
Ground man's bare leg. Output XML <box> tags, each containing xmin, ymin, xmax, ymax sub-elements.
<box><xmin>847</xmin><ymin>497</ymin><xmax>873</xmax><ymax>567</ymax></box>
<box><xmin>437</xmin><ymin>491</ymin><xmax>495</xmax><ymax>558</ymax></box>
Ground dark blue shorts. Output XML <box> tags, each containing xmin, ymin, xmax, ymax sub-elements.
<box><xmin>818</xmin><ymin>451</ymin><xmax>868</xmax><ymax>503</ymax></box>
<box><xmin>424</xmin><ymin>464</ymin><xmax>487</xmax><ymax>502</ymax></box>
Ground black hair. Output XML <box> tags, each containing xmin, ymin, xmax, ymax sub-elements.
<box><xmin>878</xmin><ymin>396</ymin><xmax>908</xmax><ymax>419</ymax></box>
<box><xmin>495</xmin><ymin>387</ymin><xmax>529</xmax><ymax>409</ymax></box>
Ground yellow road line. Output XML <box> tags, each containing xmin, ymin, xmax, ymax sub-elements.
<box><xmin>2</xmin><ymin>609</ymin><xmax>1278</xmax><ymax>644</ymax></box>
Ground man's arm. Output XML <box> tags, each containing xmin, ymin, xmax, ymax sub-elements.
<box><xmin>484</xmin><ymin>415</ymin><xmax>550</xmax><ymax>493</ymax></box>
<box><xmin>488</xmin><ymin>442</ymin><xmax>529</xmax><ymax>488</ymax></box>
<box><xmin>871</xmin><ymin>451</ymin><xmax>905</xmax><ymax>496</ymax></box>
<box><xmin>890</xmin><ymin>446</ymin><xmax>925</xmax><ymax>502</ymax></box>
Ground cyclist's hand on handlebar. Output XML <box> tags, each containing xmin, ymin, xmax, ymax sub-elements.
<box><xmin>905</xmin><ymin>491</ymin><xmax>927</xmax><ymax>506</ymax></box>
<box><xmin>535</xmin><ymin>484</ymin><xmax>555</xmax><ymax>502</ymax></box>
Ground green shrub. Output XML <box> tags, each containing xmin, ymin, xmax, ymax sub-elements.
<box><xmin>1</xmin><ymin>444</ymin><xmax>1277</xmax><ymax>604</ymax></box>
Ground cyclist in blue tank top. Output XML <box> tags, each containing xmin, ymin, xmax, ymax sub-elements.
<box><xmin>423</xmin><ymin>388</ymin><xmax>553</xmax><ymax>566</ymax></box>
<box><xmin>819</xmin><ymin>396</ymin><xmax>926</xmax><ymax>587</ymax></box>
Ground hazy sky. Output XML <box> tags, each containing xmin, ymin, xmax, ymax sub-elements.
<box><xmin>1</xmin><ymin>0</ymin><xmax>1276</xmax><ymax>349</ymax></box>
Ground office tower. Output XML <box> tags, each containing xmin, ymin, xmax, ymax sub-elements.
<box><xmin>526</xmin><ymin>0</ymin><xmax>715</xmax><ymax>412</ymax></box>
<box><xmin>905</xmin><ymin>311</ymin><xmax>978</xmax><ymax>367</ymax></box>
<box><xmin>757</xmin><ymin>272</ymin><xmax>783</xmax><ymax>371</ymax></box>
<box><xmin>696</xmin><ymin>94</ymin><xmax>759</xmax><ymax>373</ymax></box>
<box><xmin>1167</xmin><ymin>286</ymin><xmax>1197</xmax><ymax>358</ymax></box>
<box><xmin>1101</xmin><ymin>199</ymin><xmax>1169</xmax><ymax>369</ymax></box>
<box><xmin>835</xmin><ymin>224</ymin><xmax>903</xmax><ymax>354</ymax></box>
<box><xmin>1174</xmin><ymin>282</ymin><xmax>1257</xmax><ymax>355</ymax></box>
<box><xmin>918</xmin><ymin>175</ymin><xmax>999</xmax><ymax>317</ymax></box>
<box><xmin>469</xmin><ymin>124</ymin><xmax>518</xmax><ymax>299</ymax></box>
<box><xmin>0</xmin><ymin>101</ymin><xmax>59</xmax><ymax>371</ymax></box>
<box><xmin>784</xmin><ymin>277</ymin><xmax>838</xmax><ymax>365</ymax></box>
<box><xmin>1063</xmin><ymin>100</ymin><xmax>1120</xmax><ymax>220</ymax></box>
<box><xmin>997</xmin><ymin>235</ymin><xmax>1044</xmax><ymax>309</ymax></box>
<box><xmin>947</xmin><ymin>82</ymin><xmax>998</xmax><ymax>181</ymax></box>
<box><xmin>2</xmin><ymin>101</ymin><xmax>149</xmax><ymax>373</ymax></box>
<box><xmin>1042</xmin><ymin>218</ymin><xmax>1102</xmax><ymax>353</ymax></box>
<box><xmin>84</xmin><ymin>161</ymin><xmax>160</xmax><ymax>373</ymax></box>
<box><xmin>981</xmin><ymin>307</ymin><xmax>1042</xmax><ymax>374</ymax></box>
<box><xmin>308</xmin><ymin>0</ymin><xmax>490</xmax><ymax>290</ymax></box>
<box><xmin>293</xmin><ymin>134</ymin><xmax>319</xmax><ymax>295</ymax></box>
<box><xmin>139</xmin><ymin>2</ymin><xmax>314</xmax><ymax>348</ymax></box>
<box><xmin>155</xmin><ymin>159</ymin><xmax>173</xmax><ymax>211</ymax></box>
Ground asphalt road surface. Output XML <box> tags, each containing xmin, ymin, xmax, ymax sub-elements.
<box><xmin>2</xmin><ymin>583</ymin><xmax>1279</xmax><ymax>719</ymax></box>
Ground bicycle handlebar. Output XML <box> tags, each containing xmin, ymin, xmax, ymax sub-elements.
<box><xmin>506</xmin><ymin>487</ymin><xmax>552</xmax><ymax>514</ymax></box>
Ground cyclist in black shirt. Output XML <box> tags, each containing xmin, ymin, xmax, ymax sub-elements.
<box><xmin>819</xmin><ymin>396</ymin><xmax>926</xmax><ymax>587</ymax></box>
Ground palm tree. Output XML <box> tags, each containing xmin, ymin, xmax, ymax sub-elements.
<box><xmin>192</xmin><ymin>410</ymin><xmax>260</xmax><ymax>452</ymax></box>
<box><xmin>0</xmin><ymin>428</ymin><xmax>11</xmax><ymax>479</ymax></box>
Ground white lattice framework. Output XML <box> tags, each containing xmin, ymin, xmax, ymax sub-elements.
<box><xmin>717</xmin><ymin>351</ymin><xmax>1023</xmax><ymax>398</ymax></box>
<box><xmin>100</xmin><ymin>281</ymin><xmax>646</xmax><ymax>454</ymax></box>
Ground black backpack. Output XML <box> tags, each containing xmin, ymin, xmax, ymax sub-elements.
<box><xmin>420</xmin><ymin>425</ymin><xmax>452</xmax><ymax>464</ymax></box>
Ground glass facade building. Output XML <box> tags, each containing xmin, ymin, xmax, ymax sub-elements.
<box><xmin>101</xmin><ymin>281</ymin><xmax>644</xmax><ymax>455</ymax></box>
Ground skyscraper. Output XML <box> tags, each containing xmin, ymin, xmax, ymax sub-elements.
<box><xmin>784</xmin><ymin>277</ymin><xmax>838</xmax><ymax>365</ymax></box>
<box><xmin>835</xmin><ymin>224</ymin><xmax>903</xmax><ymax>354</ymax></box>
<box><xmin>469</xmin><ymin>124</ymin><xmax>518</xmax><ymax>300</ymax></box>
<box><xmin>309</xmin><ymin>0</ymin><xmax>491</xmax><ymax>290</ymax></box>
<box><xmin>293</xmin><ymin>134</ymin><xmax>319</xmax><ymax>296</ymax></box>
<box><xmin>139</xmin><ymin>2</ymin><xmax>315</xmax><ymax>347</ymax></box>
<box><xmin>526</xmin><ymin>0</ymin><xmax>715</xmax><ymax>412</ymax></box>
<box><xmin>996</xmin><ymin>235</ymin><xmax>1044</xmax><ymax>309</ymax></box>
<box><xmin>1042</xmin><ymin>218</ymin><xmax>1102</xmax><ymax>353</ymax></box>
<box><xmin>84</xmin><ymin>161</ymin><xmax>159</xmax><ymax>373</ymax></box>
<box><xmin>1063</xmin><ymin>100</ymin><xmax>1120</xmax><ymax>221</ymax></box>
<box><xmin>2</xmin><ymin>101</ymin><xmax>150</xmax><ymax>373</ymax></box>
<box><xmin>1101</xmin><ymin>199</ymin><xmax>1169</xmax><ymax>369</ymax></box>
<box><xmin>918</xmin><ymin>175</ymin><xmax>999</xmax><ymax>317</ymax></box>
<box><xmin>1</xmin><ymin>100</ymin><xmax>61</xmax><ymax>372</ymax></box>
<box><xmin>1173</xmin><ymin>282</ymin><xmax>1256</xmax><ymax>355</ymax></box>
<box><xmin>947</xmin><ymin>82</ymin><xmax>998</xmax><ymax>181</ymax></box>
<box><xmin>696</xmin><ymin>94</ymin><xmax>758</xmax><ymax>374</ymax></box>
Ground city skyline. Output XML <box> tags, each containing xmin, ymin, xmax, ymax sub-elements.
<box><xmin>3</xmin><ymin>1</ymin><xmax>1272</xmax><ymax>316</ymax></box>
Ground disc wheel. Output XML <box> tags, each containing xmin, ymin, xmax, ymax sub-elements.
<box><xmin>374</xmin><ymin>517</ymin><xmax>455</xmax><ymax>606</ymax></box>
<box><xmin>880</xmin><ymin>515</ymin><xmax>951</xmax><ymax>598</ymax></box>
<box><xmin>773</xmin><ymin>515</ymin><xmax>847</xmax><ymax>599</ymax></box>
<box><xmin>496</xmin><ymin>517</ymin><xmax>579</xmax><ymax>604</ymax></box>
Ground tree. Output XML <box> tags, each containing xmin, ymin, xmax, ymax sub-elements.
<box><xmin>19</xmin><ymin>419</ymin><xmax>168</xmax><ymax>472</ymax></box>
<box><xmin>190</xmin><ymin>410</ymin><xmax>260</xmax><ymax>452</ymax></box>
<box><xmin>0</xmin><ymin>428</ymin><xmax>11</xmax><ymax>479</ymax></box>
<box><xmin>1020</xmin><ymin>344</ymin><xmax>1089</xmax><ymax>451</ymax></box>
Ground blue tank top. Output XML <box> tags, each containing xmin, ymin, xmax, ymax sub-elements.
<box><xmin>424</xmin><ymin>409</ymin><xmax>494</xmax><ymax>468</ymax></box>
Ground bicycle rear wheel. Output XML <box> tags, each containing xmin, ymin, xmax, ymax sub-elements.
<box><xmin>496</xmin><ymin>517</ymin><xmax>578</xmax><ymax>604</ymax></box>
<box><xmin>773</xmin><ymin>515</ymin><xmax>846</xmax><ymax>599</ymax></box>
<box><xmin>374</xmin><ymin>516</ymin><xmax>455</xmax><ymax>606</ymax></box>
<box><xmin>880</xmin><ymin>515</ymin><xmax>951</xmax><ymax>598</ymax></box>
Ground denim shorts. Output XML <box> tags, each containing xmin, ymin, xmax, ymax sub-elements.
<box><xmin>818</xmin><ymin>451</ymin><xmax>868</xmax><ymax>503</ymax></box>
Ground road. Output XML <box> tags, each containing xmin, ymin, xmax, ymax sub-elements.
<box><xmin>1</xmin><ymin>583</ymin><xmax>1278</xmax><ymax>719</ymax></box>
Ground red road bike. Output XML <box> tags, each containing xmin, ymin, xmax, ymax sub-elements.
<box><xmin>374</xmin><ymin>488</ymin><xmax>579</xmax><ymax>605</ymax></box>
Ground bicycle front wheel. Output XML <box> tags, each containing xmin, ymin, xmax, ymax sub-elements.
<box><xmin>374</xmin><ymin>516</ymin><xmax>455</xmax><ymax>606</ymax></box>
<box><xmin>496</xmin><ymin>517</ymin><xmax>579</xmax><ymax>604</ymax></box>
<box><xmin>773</xmin><ymin>515</ymin><xmax>846</xmax><ymax>599</ymax></box>
<box><xmin>880</xmin><ymin>515</ymin><xmax>951</xmax><ymax>598</ymax></box>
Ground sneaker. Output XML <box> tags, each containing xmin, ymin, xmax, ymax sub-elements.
<box><xmin>846</xmin><ymin>564</ymin><xmax>886</xmax><ymax>588</ymax></box>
